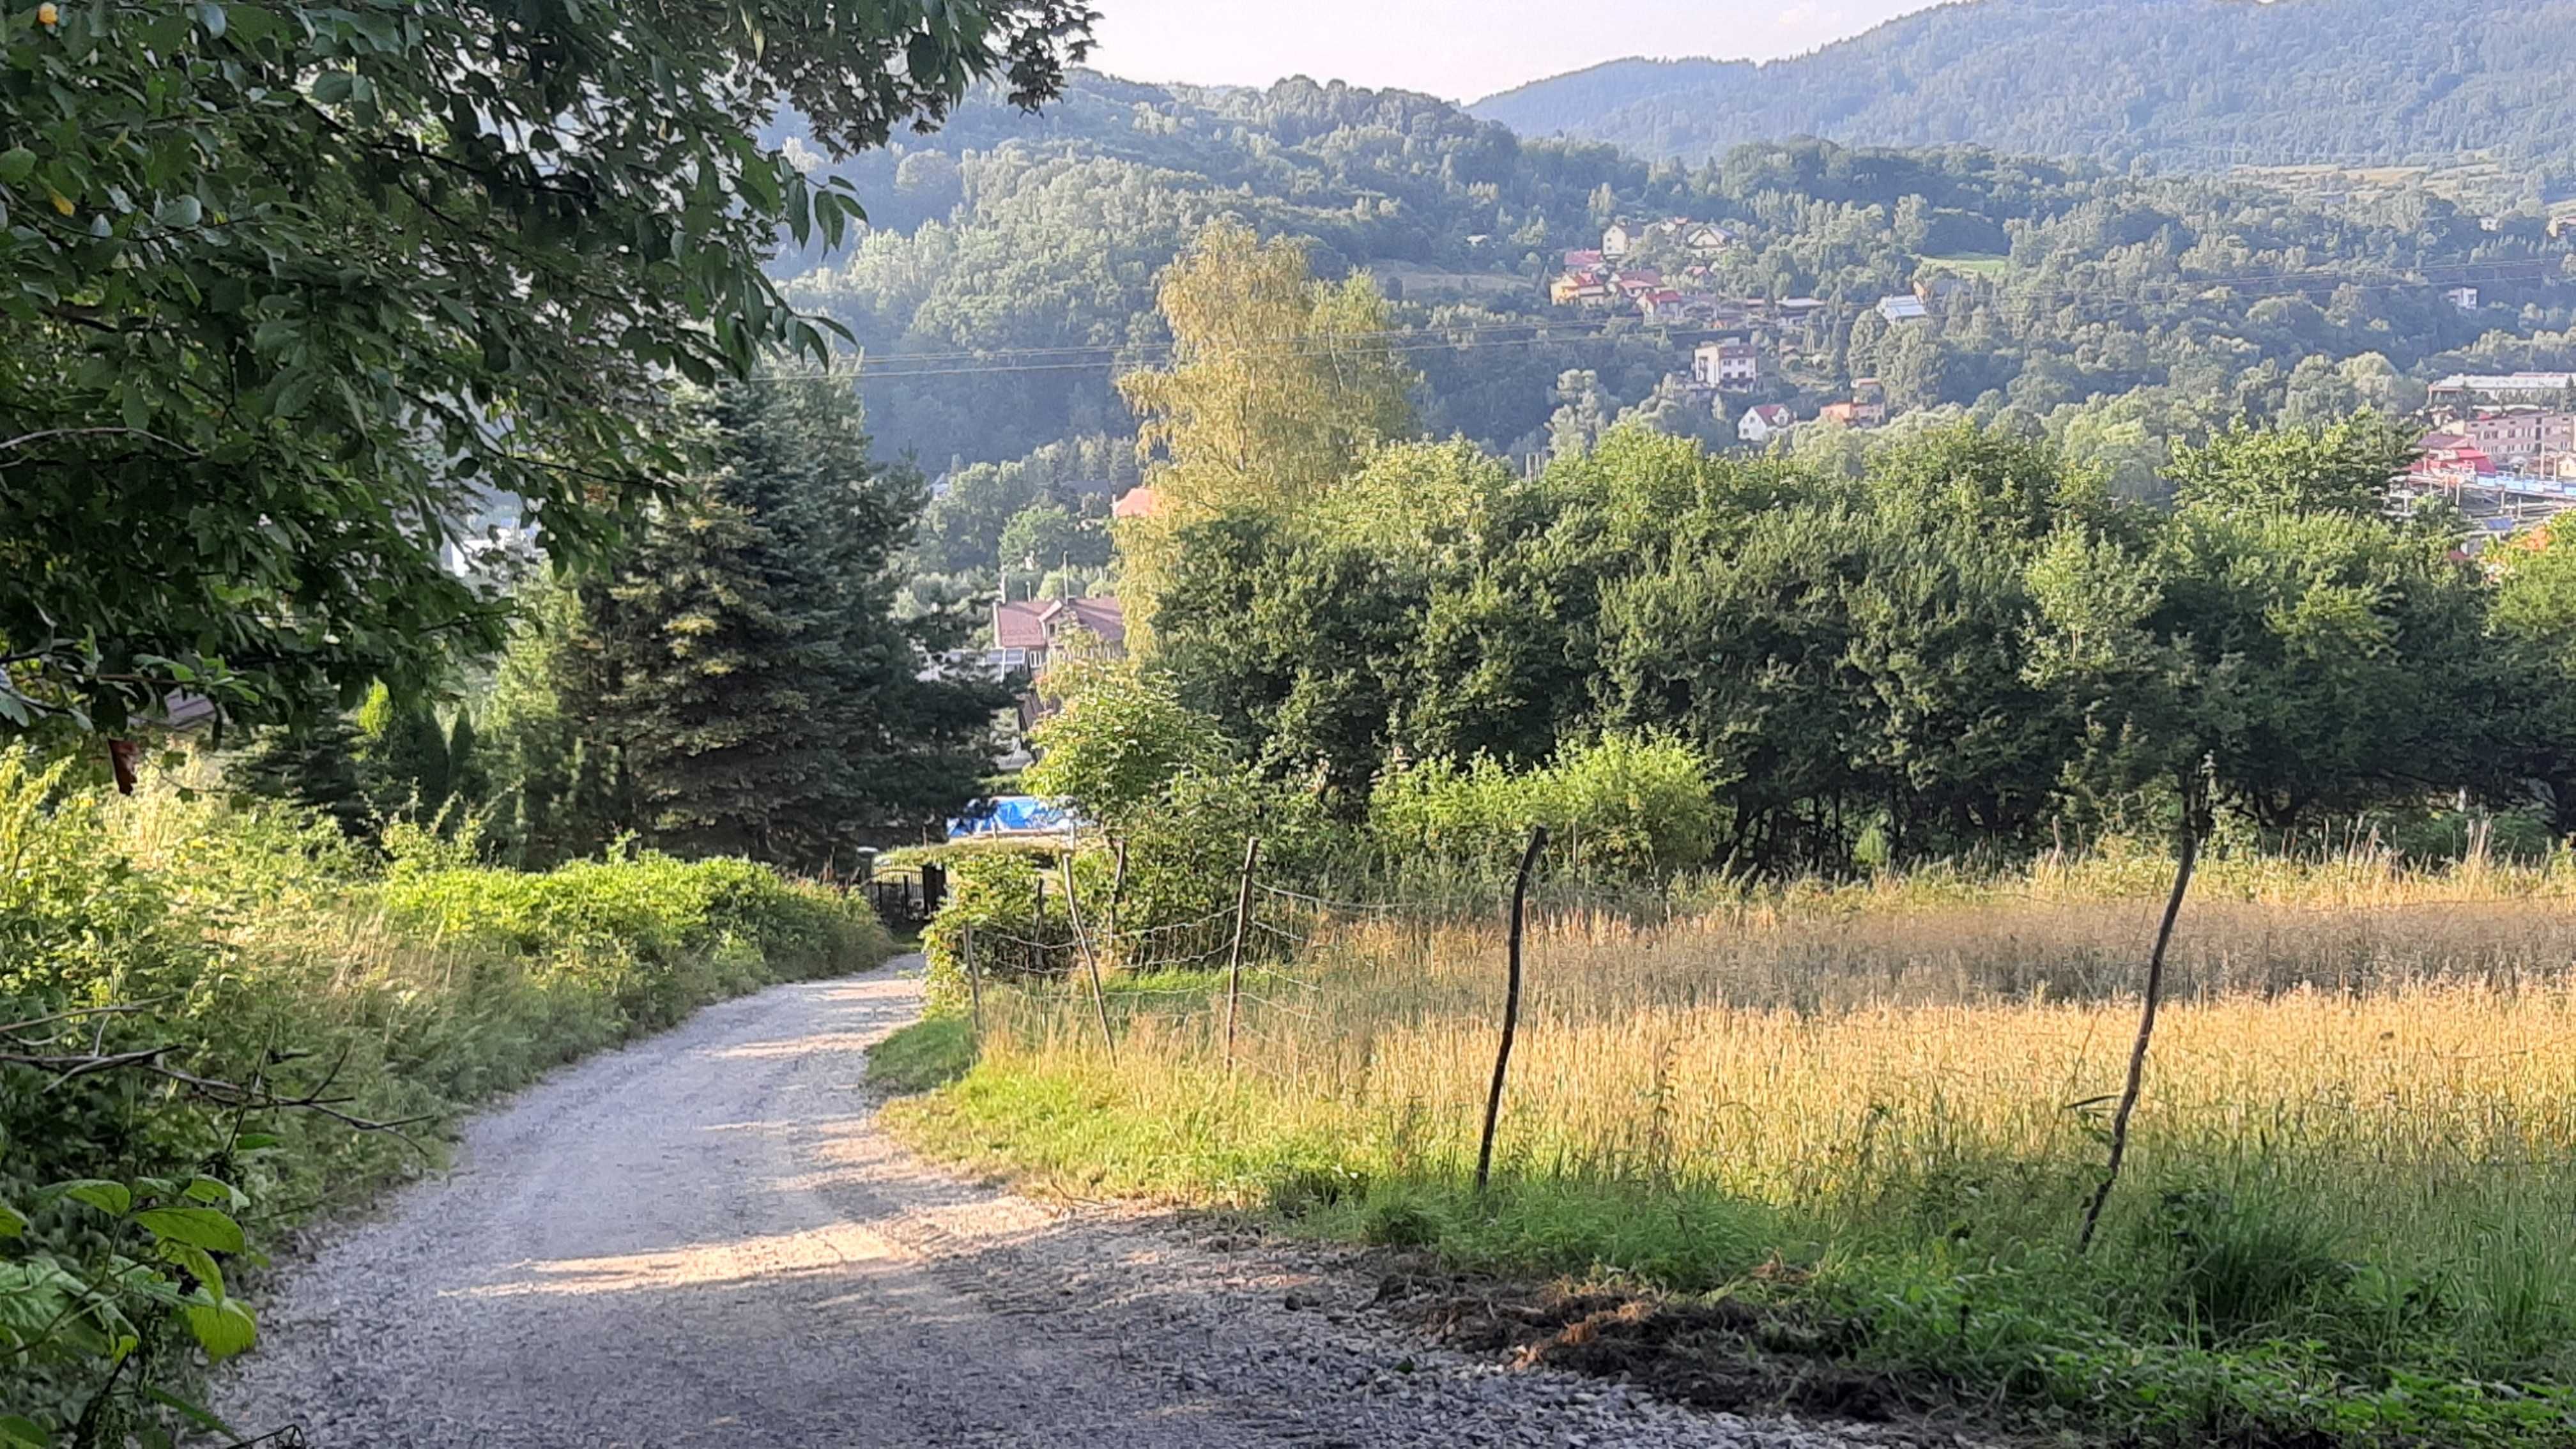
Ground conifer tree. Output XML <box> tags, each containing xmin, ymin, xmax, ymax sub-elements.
<box><xmin>565</xmin><ymin>370</ymin><xmax>1006</xmax><ymax>869</ymax></box>
<box><xmin>229</xmin><ymin>715</ymin><xmax>372</xmax><ymax>838</ymax></box>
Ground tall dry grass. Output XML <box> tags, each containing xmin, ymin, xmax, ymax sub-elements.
<box><xmin>912</xmin><ymin>848</ymin><xmax>2576</xmax><ymax>1418</ymax></box>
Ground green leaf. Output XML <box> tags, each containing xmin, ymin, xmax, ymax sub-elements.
<box><xmin>231</xmin><ymin>1133</ymin><xmax>281</xmax><ymax>1151</ymax></box>
<box><xmin>140</xmin><ymin>1386</ymin><xmax>233</xmax><ymax>1436</ymax></box>
<box><xmin>134</xmin><ymin>1207</ymin><xmax>245</xmax><ymax>1254</ymax></box>
<box><xmin>182</xmin><ymin>1176</ymin><xmax>235</xmax><ymax>1207</ymax></box>
<box><xmin>59</xmin><ymin>1179</ymin><xmax>132</xmax><ymax>1218</ymax></box>
<box><xmin>181</xmin><ymin>1298</ymin><xmax>257</xmax><ymax>1361</ymax></box>
<box><xmin>158</xmin><ymin>1241</ymin><xmax>226</xmax><ymax>1300</ymax></box>
<box><xmin>0</xmin><ymin>1203</ymin><xmax>26</xmax><ymax>1239</ymax></box>
<box><xmin>310</xmin><ymin>71</ymin><xmax>355</xmax><ymax>104</ymax></box>
<box><xmin>0</xmin><ymin>148</ymin><xmax>33</xmax><ymax>185</ymax></box>
<box><xmin>0</xmin><ymin>1413</ymin><xmax>49</xmax><ymax>1449</ymax></box>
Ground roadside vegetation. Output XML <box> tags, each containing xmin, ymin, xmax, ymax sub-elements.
<box><xmin>882</xmin><ymin>842</ymin><xmax>2576</xmax><ymax>1447</ymax></box>
<box><xmin>0</xmin><ymin>753</ymin><xmax>892</xmax><ymax>1439</ymax></box>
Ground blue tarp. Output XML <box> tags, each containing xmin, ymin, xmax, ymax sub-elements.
<box><xmin>946</xmin><ymin>796</ymin><xmax>1078</xmax><ymax>839</ymax></box>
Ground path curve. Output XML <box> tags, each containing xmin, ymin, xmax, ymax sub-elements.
<box><xmin>217</xmin><ymin>958</ymin><xmax>1881</xmax><ymax>1448</ymax></box>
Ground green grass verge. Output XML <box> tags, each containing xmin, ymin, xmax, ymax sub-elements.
<box><xmin>880</xmin><ymin>1052</ymin><xmax>2576</xmax><ymax>1449</ymax></box>
<box><xmin>866</xmin><ymin>1013</ymin><xmax>979</xmax><ymax>1093</ymax></box>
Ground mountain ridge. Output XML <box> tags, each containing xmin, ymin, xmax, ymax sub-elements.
<box><xmin>1468</xmin><ymin>0</ymin><xmax>2576</xmax><ymax>203</ymax></box>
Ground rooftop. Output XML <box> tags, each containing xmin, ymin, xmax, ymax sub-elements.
<box><xmin>994</xmin><ymin>596</ymin><xmax>1126</xmax><ymax>652</ymax></box>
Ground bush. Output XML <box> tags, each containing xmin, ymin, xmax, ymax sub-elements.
<box><xmin>0</xmin><ymin>748</ymin><xmax>890</xmax><ymax>1438</ymax></box>
<box><xmin>1370</xmin><ymin>733</ymin><xmax>1718</xmax><ymax>877</ymax></box>
<box><xmin>917</xmin><ymin>847</ymin><xmax>1088</xmax><ymax>1009</ymax></box>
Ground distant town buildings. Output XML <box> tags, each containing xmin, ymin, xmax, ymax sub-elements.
<box><xmin>2450</xmin><ymin>408</ymin><xmax>2576</xmax><ymax>464</ymax></box>
<box><xmin>2428</xmin><ymin>372</ymin><xmax>2576</xmax><ymax>407</ymax></box>
<box><xmin>2405</xmin><ymin>408</ymin><xmax>2576</xmax><ymax>543</ymax></box>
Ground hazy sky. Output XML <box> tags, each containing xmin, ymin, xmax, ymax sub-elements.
<box><xmin>1082</xmin><ymin>1</ymin><xmax>1945</xmax><ymax>103</ymax></box>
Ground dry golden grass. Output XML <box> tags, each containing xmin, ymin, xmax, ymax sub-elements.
<box><xmin>961</xmin><ymin>849</ymin><xmax>2576</xmax><ymax>1309</ymax></box>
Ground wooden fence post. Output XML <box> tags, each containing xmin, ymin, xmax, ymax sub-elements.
<box><xmin>1475</xmin><ymin>826</ymin><xmax>1549</xmax><ymax>1195</ymax></box>
<box><xmin>1060</xmin><ymin>854</ymin><xmax>1117</xmax><ymax>1061</ymax></box>
<box><xmin>1223</xmin><ymin>836</ymin><xmax>1262</xmax><ymax>1073</ymax></box>
<box><xmin>962</xmin><ymin>921</ymin><xmax>985</xmax><ymax>1038</ymax></box>
<box><xmin>2078</xmin><ymin>819</ymin><xmax>2200</xmax><ymax>1252</ymax></box>
<box><xmin>1105</xmin><ymin>838</ymin><xmax>1129</xmax><ymax>970</ymax></box>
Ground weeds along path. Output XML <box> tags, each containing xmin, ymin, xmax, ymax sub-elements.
<box><xmin>213</xmin><ymin>957</ymin><xmax>1884</xmax><ymax>1448</ymax></box>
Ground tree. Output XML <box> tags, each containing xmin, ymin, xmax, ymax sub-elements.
<box><xmin>998</xmin><ymin>501</ymin><xmax>1111</xmax><ymax>576</ymax></box>
<box><xmin>480</xmin><ymin>577</ymin><xmax>631</xmax><ymax>868</ymax></box>
<box><xmin>227</xmin><ymin>716</ymin><xmax>371</xmax><ymax>838</ymax></box>
<box><xmin>1020</xmin><ymin>656</ymin><xmax>1231</xmax><ymax>838</ymax></box>
<box><xmin>1114</xmin><ymin>218</ymin><xmax>1415</xmax><ymax>635</ymax></box>
<box><xmin>2165</xmin><ymin>413</ymin><xmax>2414</xmax><ymax>518</ymax></box>
<box><xmin>355</xmin><ymin>682</ymin><xmax>452</xmax><ymax>820</ymax></box>
<box><xmin>1545</xmin><ymin>370</ymin><xmax>1619</xmax><ymax>459</ymax></box>
<box><xmin>562</xmin><ymin>370</ymin><xmax>1005</xmax><ymax>869</ymax></box>
<box><xmin>1</xmin><ymin>0</ymin><xmax>1093</xmax><ymax>739</ymax></box>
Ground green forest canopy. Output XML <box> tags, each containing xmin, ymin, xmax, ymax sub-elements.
<box><xmin>770</xmin><ymin>69</ymin><xmax>2576</xmax><ymax>510</ymax></box>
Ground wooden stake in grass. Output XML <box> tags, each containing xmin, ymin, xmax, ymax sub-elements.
<box><xmin>1060</xmin><ymin>853</ymin><xmax>1116</xmax><ymax>1061</ymax></box>
<box><xmin>1223</xmin><ymin>835</ymin><xmax>1261</xmax><ymax>1073</ymax></box>
<box><xmin>962</xmin><ymin>922</ymin><xmax>985</xmax><ymax>1038</ymax></box>
<box><xmin>1105</xmin><ymin>838</ymin><xmax>1129</xmax><ymax>969</ymax></box>
<box><xmin>2078</xmin><ymin>821</ymin><xmax>2200</xmax><ymax>1253</ymax></box>
<box><xmin>1476</xmin><ymin>825</ymin><xmax>1549</xmax><ymax>1195</ymax></box>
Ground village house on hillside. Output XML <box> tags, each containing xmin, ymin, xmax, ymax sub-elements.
<box><xmin>1877</xmin><ymin>295</ymin><xmax>1930</xmax><ymax>323</ymax></box>
<box><xmin>991</xmin><ymin>595</ymin><xmax>1126</xmax><ymax>733</ymax></box>
<box><xmin>1602</xmin><ymin>217</ymin><xmax>1733</xmax><ymax>262</ymax></box>
<box><xmin>990</xmin><ymin>596</ymin><xmax>1124</xmax><ymax>677</ymax></box>
<box><xmin>1739</xmin><ymin>403</ymin><xmax>1795</xmax><ymax>445</ymax></box>
<box><xmin>1693</xmin><ymin>339</ymin><xmax>1758</xmax><ymax>392</ymax></box>
<box><xmin>1820</xmin><ymin>398</ymin><xmax>1887</xmax><ymax>428</ymax></box>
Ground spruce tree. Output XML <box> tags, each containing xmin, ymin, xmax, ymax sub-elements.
<box><xmin>566</xmin><ymin>371</ymin><xmax>1006</xmax><ymax>869</ymax></box>
<box><xmin>445</xmin><ymin>712</ymin><xmax>491</xmax><ymax>815</ymax></box>
<box><xmin>228</xmin><ymin>714</ymin><xmax>372</xmax><ymax>837</ymax></box>
<box><xmin>356</xmin><ymin>685</ymin><xmax>452</xmax><ymax>820</ymax></box>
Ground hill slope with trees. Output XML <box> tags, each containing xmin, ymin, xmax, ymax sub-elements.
<box><xmin>1469</xmin><ymin>0</ymin><xmax>2576</xmax><ymax>203</ymax></box>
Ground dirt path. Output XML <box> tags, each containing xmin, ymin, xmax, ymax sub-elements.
<box><xmin>217</xmin><ymin>958</ymin><xmax>1887</xmax><ymax>1448</ymax></box>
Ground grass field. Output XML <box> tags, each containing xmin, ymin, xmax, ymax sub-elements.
<box><xmin>881</xmin><ymin>847</ymin><xmax>2576</xmax><ymax>1446</ymax></box>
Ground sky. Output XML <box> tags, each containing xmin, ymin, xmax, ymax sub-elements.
<box><xmin>1080</xmin><ymin>1</ymin><xmax>1946</xmax><ymax>104</ymax></box>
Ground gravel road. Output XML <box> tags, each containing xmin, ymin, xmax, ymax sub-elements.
<box><xmin>217</xmin><ymin>957</ymin><xmax>1899</xmax><ymax>1448</ymax></box>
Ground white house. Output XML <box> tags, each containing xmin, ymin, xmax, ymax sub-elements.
<box><xmin>1738</xmin><ymin>403</ymin><xmax>1795</xmax><ymax>445</ymax></box>
<box><xmin>1877</xmin><ymin>295</ymin><xmax>1930</xmax><ymax>323</ymax></box>
<box><xmin>1601</xmin><ymin>221</ymin><xmax>1634</xmax><ymax>259</ymax></box>
<box><xmin>1694</xmin><ymin>339</ymin><xmax>1758</xmax><ymax>391</ymax></box>
<box><xmin>2445</xmin><ymin>286</ymin><xmax>2481</xmax><ymax>312</ymax></box>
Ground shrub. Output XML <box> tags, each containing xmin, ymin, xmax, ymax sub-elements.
<box><xmin>0</xmin><ymin>749</ymin><xmax>889</xmax><ymax>1438</ymax></box>
<box><xmin>1370</xmin><ymin>732</ymin><xmax>1718</xmax><ymax>877</ymax></box>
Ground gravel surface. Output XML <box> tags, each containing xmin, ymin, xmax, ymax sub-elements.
<box><xmin>216</xmin><ymin>957</ymin><xmax>1910</xmax><ymax>1448</ymax></box>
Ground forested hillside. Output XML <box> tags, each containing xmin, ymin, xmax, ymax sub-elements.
<box><xmin>769</xmin><ymin>67</ymin><xmax>2575</xmax><ymax>573</ymax></box>
<box><xmin>1470</xmin><ymin>0</ymin><xmax>2576</xmax><ymax>203</ymax></box>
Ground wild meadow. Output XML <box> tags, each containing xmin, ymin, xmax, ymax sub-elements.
<box><xmin>885</xmin><ymin>843</ymin><xmax>2576</xmax><ymax>1446</ymax></box>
